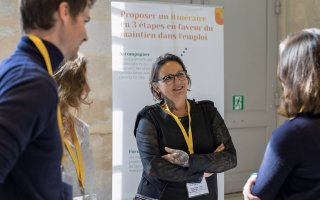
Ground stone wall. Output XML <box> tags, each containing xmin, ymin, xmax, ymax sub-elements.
<box><xmin>79</xmin><ymin>1</ymin><xmax>112</xmax><ymax>198</ymax></box>
<box><xmin>279</xmin><ymin>0</ymin><xmax>320</xmax><ymax>40</ymax></box>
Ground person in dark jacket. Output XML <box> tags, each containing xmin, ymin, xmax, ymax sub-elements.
<box><xmin>134</xmin><ymin>53</ymin><xmax>237</xmax><ymax>200</ymax></box>
<box><xmin>243</xmin><ymin>28</ymin><xmax>320</xmax><ymax>200</ymax></box>
<box><xmin>0</xmin><ymin>0</ymin><xmax>95</xmax><ymax>199</ymax></box>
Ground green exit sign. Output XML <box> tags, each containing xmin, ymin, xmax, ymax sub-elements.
<box><xmin>233</xmin><ymin>95</ymin><xmax>244</xmax><ymax>111</ymax></box>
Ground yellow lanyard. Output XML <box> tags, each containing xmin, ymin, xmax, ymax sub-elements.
<box><xmin>64</xmin><ymin>121</ymin><xmax>85</xmax><ymax>192</ymax></box>
<box><xmin>27</xmin><ymin>34</ymin><xmax>85</xmax><ymax>192</ymax></box>
<box><xmin>27</xmin><ymin>34</ymin><xmax>65</xmax><ymax>162</ymax></box>
<box><xmin>299</xmin><ymin>106</ymin><xmax>304</xmax><ymax>113</ymax></box>
<box><xmin>162</xmin><ymin>101</ymin><xmax>194</xmax><ymax>154</ymax></box>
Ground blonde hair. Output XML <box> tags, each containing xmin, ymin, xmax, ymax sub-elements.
<box><xmin>54</xmin><ymin>55</ymin><xmax>91</xmax><ymax>119</ymax></box>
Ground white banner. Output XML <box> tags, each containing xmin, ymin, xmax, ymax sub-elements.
<box><xmin>111</xmin><ymin>2</ymin><xmax>224</xmax><ymax>200</ymax></box>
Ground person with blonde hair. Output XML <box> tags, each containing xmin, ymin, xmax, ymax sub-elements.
<box><xmin>243</xmin><ymin>28</ymin><xmax>320</xmax><ymax>200</ymax></box>
<box><xmin>54</xmin><ymin>55</ymin><xmax>96</xmax><ymax>200</ymax></box>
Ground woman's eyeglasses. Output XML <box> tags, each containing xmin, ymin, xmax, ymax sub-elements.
<box><xmin>157</xmin><ymin>71</ymin><xmax>187</xmax><ymax>84</ymax></box>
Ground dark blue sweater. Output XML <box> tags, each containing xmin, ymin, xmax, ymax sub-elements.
<box><xmin>252</xmin><ymin>113</ymin><xmax>320</xmax><ymax>200</ymax></box>
<box><xmin>0</xmin><ymin>36</ymin><xmax>66</xmax><ymax>199</ymax></box>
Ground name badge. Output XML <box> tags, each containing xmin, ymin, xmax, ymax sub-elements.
<box><xmin>186</xmin><ymin>177</ymin><xmax>209</xmax><ymax>198</ymax></box>
<box><xmin>73</xmin><ymin>194</ymin><xmax>97</xmax><ymax>200</ymax></box>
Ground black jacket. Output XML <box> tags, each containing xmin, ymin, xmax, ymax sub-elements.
<box><xmin>134</xmin><ymin>100</ymin><xmax>237</xmax><ymax>199</ymax></box>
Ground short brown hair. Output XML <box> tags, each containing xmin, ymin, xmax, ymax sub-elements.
<box><xmin>19</xmin><ymin>0</ymin><xmax>96</xmax><ymax>32</ymax></box>
<box><xmin>150</xmin><ymin>53</ymin><xmax>191</xmax><ymax>101</ymax></box>
<box><xmin>54</xmin><ymin>55</ymin><xmax>91</xmax><ymax>118</ymax></box>
<box><xmin>278</xmin><ymin>28</ymin><xmax>320</xmax><ymax>117</ymax></box>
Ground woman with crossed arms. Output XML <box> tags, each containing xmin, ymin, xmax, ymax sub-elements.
<box><xmin>134</xmin><ymin>53</ymin><xmax>237</xmax><ymax>200</ymax></box>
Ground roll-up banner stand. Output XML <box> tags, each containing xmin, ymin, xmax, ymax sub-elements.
<box><xmin>112</xmin><ymin>2</ymin><xmax>224</xmax><ymax>199</ymax></box>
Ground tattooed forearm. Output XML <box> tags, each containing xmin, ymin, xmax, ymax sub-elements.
<box><xmin>162</xmin><ymin>147</ymin><xmax>190</xmax><ymax>167</ymax></box>
<box><xmin>173</xmin><ymin>149</ymin><xmax>189</xmax><ymax>167</ymax></box>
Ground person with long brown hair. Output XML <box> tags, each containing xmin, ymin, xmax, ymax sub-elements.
<box><xmin>243</xmin><ymin>28</ymin><xmax>320</xmax><ymax>200</ymax></box>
